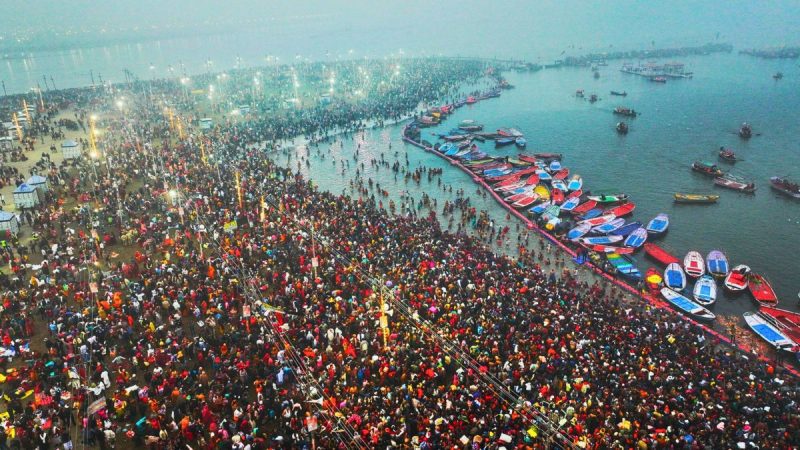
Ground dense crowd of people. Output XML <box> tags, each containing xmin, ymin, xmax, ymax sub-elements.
<box><xmin>0</xmin><ymin>58</ymin><xmax>798</xmax><ymax>450</ymax></box>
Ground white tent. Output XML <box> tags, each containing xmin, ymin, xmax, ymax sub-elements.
<box><xmin>0</xmin><ymin>211</ymin><xmax>19</xmax><ymax>235</ymax></box>
<box><xmin>13</xmin><ymin>183</ymin><xmax>40</xmax><ymax>208</ymax></box>
<box><xmin>61</xmin><ymin>139</ymin><xmax>81</xmax><ymax>160</ymax></box>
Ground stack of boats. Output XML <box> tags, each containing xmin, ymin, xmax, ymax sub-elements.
<box><xmin>417</xmin><ymin>111</ymin><xmax>798</xmax><ymax>358</ymax></box>
<box><xmin>642</xmin><ymin>242</ymin><xmax>798</xmax><ymax>353</ymax></box>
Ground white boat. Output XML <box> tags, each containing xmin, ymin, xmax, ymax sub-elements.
<box><xmin>706</xmin><ymin>250</ymin><xmax>729</xmax><ymax>277</ymax></box>
<box><xmin>724</xmin><ymin>264</ymin><xmax>750</xmax><ymax>292</ymax></box>
<box><xmin>743</xmin><ymin>312</ymin><xmax>797</xmax><ymax>352</ymax></box>
<box><xmin>664</xmin><ymin>263</ymin><xmax>687</xmax><ymax>290</ymax></box>
<box><xmin>661</xmin><ymin>288</ymin><xmax>716</xmax><ymax>321</ymax></box>
<box><xmin>692</xmin><ymin>275</ymin><xmax>717</xmax><ymax>305</ymax></box>
<box><xmin>567</xmin><ymin>175</ymin><xmax>583</xmax><ymax>191</ymax></box>
<box><xmin>683</xmin><ymin>251</ymin><xmax>705</xmax><ymax>278</ymax></box>
<box><xmin>567</xmin><ymin>223</ymin><xmax>592</xmax><ymax>240</ymax></box>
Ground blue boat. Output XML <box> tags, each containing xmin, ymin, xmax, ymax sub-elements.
<box><xmin>549</xmin><ymin>160</ymin><xmax>562</xmax><ymax>172</ymax></box>
<box><xmin>664</xmin><ymin>263</ymin><xmax>687</xmax><ymax>290</ymax></box>
<box><xmin>692</xmin><ymin>275</ymin><xmax>718</xmax><ymax>305</ymax></box>
<box><xmin>568</xmin><ymin>222</ymin><xmax>592</xmax><ymax>240</ymax></box>
<box><xmin>515</xmin><ymin>137</ymin><xmax>527</xmax><ymax>148</ymax></box>
<box><xmin>579</xmin><ymin>208</ymin><xmax>603</xmax><ymax>220</ymax></box>
<box><xmin>529</xmin><ymin>201</ymin><xmax>553</xmax><ymax>215</ymax></box>
<box><xmin>646</xmin><ymin>213</ymin><xmax>669</xmax><ymax>235</ymax></box>
<box><xmin>483</xmin><ymin>168</ymin><xmax>511</xmax><ymax>176</ymax></box>
<box><xmin>551</xmin><ymin>179</ymin><xmax>567</xmax><ymax>191</ymax></box>
<box><xmin>661</xmin><ymin>288</ymin><xmax>716</xmax><ymax>321</ymax></box>
<box><xmin>495</xmin><ymin>138</ymin><xmax>515</xmax><ymax>147</ymax></box>
<box><xmin>591</xmin><ymin>218</ymin><xmax>626</xmax><ymax>234</ymax></box>
<box><xmin>610</xmin><ymin>221</ymin><xmax>643</xmax><ymax>236</ymax></box>
<box><xmin>560</xmin><ymin>196</ymin><xmax>581</xmax><ymax>212</ymax></box>
<box><xmin>462</xmin><ymin>151</ymin><xmax>488</xmax><ymax>161</ymax></box>
<box><xmin>581</xmin><ymin>235</ymin><xmax>624</xmax><ymax>245</ymax></box>
<box><xmin>706</xmin><ymin>250</ymin><xmax>729</xmax><ymax>277</ymax></box>
<box><xmin>744</xmin><ymin>312</ymin><xmax>798</xmax><ymax>352</ymax></box>
<box><xmin>606</xmin><ymin>253</ymin><xmax>642</xmax><ymax>281</ymax></box>
<box><xmin>623</xmin><ymin>227</ymin><xmax>648</xmax><ymax>248</ymax></box>
<box><xmin>536</xmin><ymin>170</ymin><xmax>552</xmax><ymax>182</ymax></box>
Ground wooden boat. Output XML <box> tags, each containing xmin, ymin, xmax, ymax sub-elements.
<box><xmin>691</xmin><ymin>161</ymin><xmax>724</xmax><ymax>177</ymax></box>
<box><xmin>541</xmin><ymin>205</ymin><xmax>561</xmax><ymax>222</ymax></box>
<box><xmin>718</xmin><ymin>147</ymin><xmax>739</xmax><ymax>162</ymax></box>
<box><xmin>533</xmin><ymin>153</ymin><xmax>562</xmax><ymax>161</ymax></box>
<box><xmin>606</xmin><ymin>202</ymin><xmax>635</xmax><ymax>217</ymax></box>
<box><xmin>535</xmin><ymin>170</ymin><xmax>552</xmax><ymax>182</ymax></box>
<box><xmin>613</xmin><ymin>106</ymin><xmax>638</xmax><ymax>117</ymax></box>
<box><xmin>552</xmin><ymin>169</ymin><xmax>570</xmax><ymax>180</ymax></box>
<box><xmin>674</xmin><ymin>193</ymin><xmax>719</xmax><ymax>204</ymax></box>
<box><xmin>581</xmin><ymin>235</ymin><xmax>623</xmax><ymax>246</ymax></box>
<box><xmin>533</xmin><ymin>185</ymin><xmax>551</xmax><ymax>201</ymax></box>
<box><xmin>714</xmin><ymin>174</ymin><xmax>755</xmax><ymax>193</ymax></box>
<box><xmin>693</xmin><ymin>275</ymin><xmax>718</xmax><ymax>305</ymax></box>
<box><xmin>610</xmin><ymin>90</ymin><xmax>627</xmax><ymax>96</ymax></box>
<box><xmin>513</xmin><ymin>194</ymin><xmax>540</xmax><ymax>208</ymax></box>
<box><xmin>583</xmin><ymin>243</ymin><xmax>636</xmax><ymax>255</ymax></box>
<box><xmin>497</xmin><ymin>181</ymin><xmax>527</xmax><ymax>192</ymax></box>
<box><xmin>644</xmin><ymin>243</ymin><xmax>680</xmax><ymax>266</ymax></box>
<box><xmin>560</xmin><ymin>196</ymin><xmax>580</xmax><ymax>212</ymax></box>
<box><xmin>645</xmin><ymin>268</ymin><xmax>662</xmax><ymax>291</ymax></box>
<box><xmin>567</xmin><ymin>175</ymin><xmax>583</xmax><ymax>191</ymax></box>
<box><xmin>551</xmin><ymin>179</ymin><xmax>567</xmax><ymax>192</ymax></box>
<box><xmin>551</xmin><ymin>188</ymin><xmax>565</xmax><ymax>205</ymax></box>
<box><xmin>769</xmin><ymin>176</ymin><xmax>800</xmax><ymax>199</ymax></box>
<box><xmin>724</xmin><ymin>264</ymin><xmax>750</xmax><ymax>292</ymax></box>
<box><xmin>743</xmin><ymin>312</ymin><xmax>797</xmax><ymax>352</ymax></box>
<box><xmin>661</xmin><ymin>288</ymin><xmax>716</xmax><ymax>321</ymax></box>
<box><xmin>645</xmin><ymin>213</ymin><xmax>669</xmax><ymax>235</ymax></box>
<box><xmin>578</xmin><ymin>214</ymin><xmax>616</xmax><ymax>227</ymax></box>
<box><xmin>591</xmin><ymin>218</ymin><xmax>626</xmax><ymax>235</ymax></box>
<box><xmin>623</xmin><ymin>227</ymin><xmax>648</xmax><ymax>248</ymax></box>
<box><xmin>570</xmin><ymin>199</ymin><xmax>597</xmax><ymax>215</ymax></box>
<box><xmin>739</xmin><ymin>122</ymin><xmax>752</xmax><ymax>139</ymax></box>
<box><xmin>610</xmin><ymin>221</ymin><xmax>642</xmax><ymax>236</ymax></box>
<box><xmin>568</xmin><ymin>222</ymin><xmax>593</xmax><ymax>240</ymax></box>
<box><xmin>616</xmin><ymin>122</ymin><xmax>628</xmax><ymax>134</ymax></box>
<box><xmin>497</xmin><ymin>128</ymin><xmax>513</xmax><ymax>137</ymax></box>
<box><xmin>664</xmin><ymin>263</ymin><xmax>687</xmax><ymax>290</ymax></box>
<box><xmin>458</xmin><ymin>120</ymin><xmax>484</xmax><ymax>131</ymax></box>
<box><xmin>587</xmin><ymin>193</ymin><xmax>628</xmax><ymax>203</ymax></box>
<box><xmin>683</xmin><ymin>251</ymin><xmax>705</xmax><ymax>278</ymax></box>
<box><xmin>505</xmin><ymin>189</ymin><xmax>536</xmax><ymax>203</ymax></box>
<box><xmin>748</xmin><ymin>274</ymin><xmax>778</xmax><ymax>305</ymax></box>
<box><xmin>606</xmin><ymin>253</ymin><xmax>642</xmax><ymax>281</ymax></box>
<box><xmin>580</xmin><ymin>208</ymin><xmax>603</xmax><ymax>220</ymax></box>
<box><xmin>706</xmin><ymin>250</ymin><xmax>729</xmax><ymax>277</ymax></box>
<box><xmin>759</xmin><ymin>305</ymin><xmax>800</xmax><ymax>342</ymax></box>
<box><xmin>529</xmin><ymin>201</ymin><xmax>553</xmax><ymax>215</ymax></box>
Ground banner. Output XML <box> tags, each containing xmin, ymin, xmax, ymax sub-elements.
<box><xmin>87</xmin><ymin>398</ymin><xmax>106</xmax><ymax>415</ymax></box>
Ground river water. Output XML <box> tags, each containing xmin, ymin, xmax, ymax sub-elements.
<box><xmin>273</xmin><ymin>52</ymin><xmax>800</xmax><ymax>321</ymax></box>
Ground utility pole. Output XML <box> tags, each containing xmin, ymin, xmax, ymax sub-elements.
<box><xmin>1</xmin><ymin>81</ymin><xmax>6</xmax><ymax>97</ymax></box>
<box><xmin>42</xmin><ymin>75</ymin><xmax>49</xmax><ymax>91</ymax></box>
<box><xmin>90</xmin><ymin>70</ymin><xmax>95</xmax><ymax>87</ymax></box>
<box><xmin>50</xmin><ymin>76</ymin><xmax>56</xmax><ymax>90</ymax></box>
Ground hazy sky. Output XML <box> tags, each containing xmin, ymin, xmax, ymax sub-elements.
<box><xmin>4</xmin><ymin>0</ymin><xmax>800</xmax><ymax>51</ymax></box>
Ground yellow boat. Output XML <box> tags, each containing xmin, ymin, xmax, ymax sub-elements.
<box><xmin>534</xmin><ymin>185</ymin><xmax>551</xmax><ymax>201</ymax></box>
<box><xmin>674</xmin><ymin>193</ymin><xmax>720</xmax><ymax>204</ymax></box>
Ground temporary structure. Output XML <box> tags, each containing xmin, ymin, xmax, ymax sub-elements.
<box><xmin>13</xmin><ymin>183</ymin><xmax>40</xmax><ymax>208</ymax></box>
<box><xmin>0</xmin><ymin>211</ymin><xmax>19</xmax><ymax>235</ymax></box>
<box><xmin>61</xmin><ymin>139</ymin><xmax>81</xmax><ymax>159</ymax></box>
<box><xmin>27</xmin><ymin>175</ymin><xmax>49</xmax><ymax>193</ymax></box>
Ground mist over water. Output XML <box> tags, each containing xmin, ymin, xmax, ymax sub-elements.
<box><xmin>2</xmin><ymin>0</ymin><xmax>800</xmax><ymax>93</ymax></box>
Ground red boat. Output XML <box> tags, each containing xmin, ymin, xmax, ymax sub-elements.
<box><xmin>524</xmin><ymin>173</ymin><xmax>540</xmax><ymax>185</ymax></box>
<box><xmin>466</xmin><ymin>96</ymin><xmax>477</xmax><ymax>104</ymax></box>
<box><xmin>552</xmin><ymin>168</ymin><xmax>570</xmax><ymax>180</ymax></box>
<box><xmin>551</xmin><ymin>188</ymin><xmax>565</xmax><ymax>204</ymax></box>
<box><xmin>759</xmin><ymin>306</ymin><xmax>800</xmax><ymax>342</ymax></box>
<box><xmin>643</xmin><ymin>243</ymin><xmax>680</xmax><ymax>266</ymax></box>
<box><xmin>645</xmin><ymin>268</ymin><xmax>662</xmax><ymax>292</ymax></box>
<box><xmin>517</xmin><ymin>154</ymin><xmax>541</xmax><ymax>164</ymax></box>
<box><xmin>583</xmin><ymin>244</ymin><xmax>635</xmax><ymax>255</ymax></box>
<box><xmin>606</xmin><ymin>202</ymin><xmax>636</xmax><ymax>217</ymax></box>
<box><xmin>567</xmin><ymin>189</ymin><xmax>582</xmax><ymax>199</ymax></box>
<box><xmin>570</xmin><ymin>200</ymin><xmax>597</xmax><ymax>215</ymax></box>
<box><xmin>748</xmin><ymin>274</ymin><xmax>779</xmax><ymax>305</ymax></box>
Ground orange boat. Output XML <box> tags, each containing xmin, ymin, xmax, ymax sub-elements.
<box><xmin>748</xmin><ymin>274</ymin><xmax>778</xmax><ymax>305</ymax></box>
<box><xmin>643</xmin><ymin>243</ymin><xmax>680</xmax><ymax>266</ymax></box>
